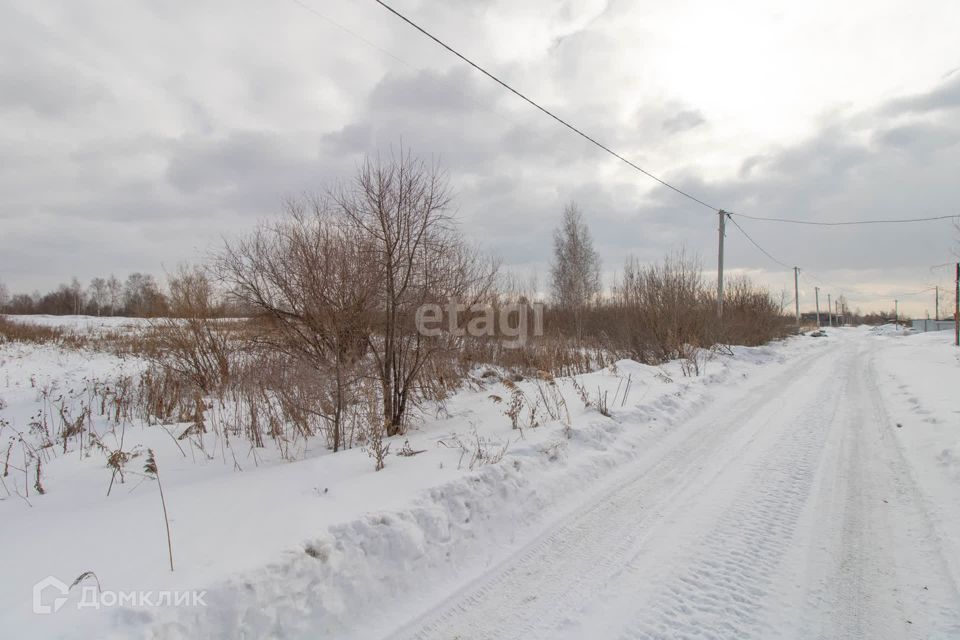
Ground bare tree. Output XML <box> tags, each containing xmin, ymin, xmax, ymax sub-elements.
<box><xmin>334</xmin><ymin>151</ymin><xmax>497</xmax><ymax>436</ymax></box>
<box><xmin>88</xmin><ymin>277</ymin><xmax>108</xmax><ymax>316</ymax></box>
<box><xmin>7</xmin><ymin>294</ymin><xmax>34</xmax><ymax>314</ymax></box>
<box><xmin>153</xmin><ymin>265</ymin><xmax>233</xmax><ymax>394</ymax></box>
<box><xmin>613</xmin><ymin>249</ymin><xmax>710</xmax><ymax>362</ymax></box>
<box><xmin>217</xmin><ymin>197</ymin><xmax>379</xmax><ymax>451</ymax></box>
<box><xmin>0</xmin><ymin>279</ymin><xmax>8</xmax><ymax>311</ymax></box>
<box><xmin>123</xmin><ymin>273</ymin><xmax>167</xmax><ymax>317</ymax></box>
<box><xmin>106</xmin><ymin>275</ymin><xmax>122</xmax><ymax>316</ymax></box>
<box><xmin>550</xmin><ymin>202</ymin><xmax>601</xmax><ymax>341</ymax></box>
<box><xmin>217</xmin><ymin>151</ymin><xmax>495</xmax><ymax>443</ymax></box>
<box><xmin>69</xmin><ymin>277</ymin><xmax>85</xmax><ymax>316</ymax></box>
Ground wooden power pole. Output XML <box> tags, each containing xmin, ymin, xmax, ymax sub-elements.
<box><xmin>815</xmin><ymin>287</ymin><xmax>821</xmax><ymax>328</ymax></box>
<box><xmin>827</xmin><ymin>293</ymin><xmax>833</xmax><ymax>327</ymax></box>
<box><xmin>717</xmin><ymin>210</ymin><xmax>727</xmax><ymax>320</ymax></box>
<box><xmin>794</xmin><ymin>267</ymin><xmax>800</xmax><ymax>331</ymax></box>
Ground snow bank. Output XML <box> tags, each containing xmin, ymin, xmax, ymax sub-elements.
<box><xmin>872</xmin><ymin>329</ymin><xmax>960</xmax><ymax>582</ymax></box>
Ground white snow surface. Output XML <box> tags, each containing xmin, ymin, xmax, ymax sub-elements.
<box><xmin>1</xmin><ymin>319</ymin><xmax>958</xmax><ymax>639</ymax></box>
<box><xmin>2</xmin><ymin>314</ymin><xmax>154</xmax><ymax>333</ymax></box>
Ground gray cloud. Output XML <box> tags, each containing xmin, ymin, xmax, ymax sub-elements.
<box><xmin>0</xmin><ymin>66</ymin><xmax>109</xmax><ymax>118</ymax></box>
<box><xmin>875</xmin><ymin>122</ymin><xmax>960</xmax><ymax>152</ymax></box>
<box><xmin>883</xmin><ymin>72</ymin><xmax>960</xmax><ymax>115</ymax></box>
<box><xmin>662</xmin><ymin>109</ymin><xmax>706</xmax><ymax>134</ymax></box>
<box><xmin>0</xmin><ymin>7</ymin><xmax>111</xmax><ymax>118</ymax></box>
<box><xmin>369</xmin><ymin>67</ymin><xmax>493</xmax><ymax>114</ymax></box>
<box><xmin>0</xmin><ymin>0</ymin><xmax>958</xmax><ymax>318</ymax></box>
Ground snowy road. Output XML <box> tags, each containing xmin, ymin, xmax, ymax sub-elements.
<box><xmin>388</xmin><ymin>335</ymin><xmax>960</xmax><ymax>640</ymax></box>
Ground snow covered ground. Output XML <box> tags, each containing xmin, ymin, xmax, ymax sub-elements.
<box><xmin>2</xmin><ymin>314</ymin><xmax>154</xmax><ymax>334</ymax></box>
<box><xmin>1</xmin><ymin>319</ymin><xmax>958</xmax><ymax>639</ymax></box>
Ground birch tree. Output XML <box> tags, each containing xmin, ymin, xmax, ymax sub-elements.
<box><xmin>550</xmin><ymin>202</ymin><xmax>601</xmax><ymax>340</ymax></box>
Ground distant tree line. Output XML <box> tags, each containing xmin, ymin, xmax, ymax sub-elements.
<box><xmin>0</xmin><ymin>272</ymin><xmax>243</xmax><ymax>318</ymax></box>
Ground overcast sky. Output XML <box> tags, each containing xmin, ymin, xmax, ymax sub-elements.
<box><xmin>1</xmin><ymin>0</ymin><xmax>959</xmax><ymax>315</ymax></box>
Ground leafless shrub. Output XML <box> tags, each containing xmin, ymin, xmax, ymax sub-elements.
<box><xmin>532</xmin><ymin>371</ymin><xmax>571</xmax><ymax>424</ymax></box>
<box><xmin>595</xmin><ymin>387</ymin><xmax>611</xmax><ymax>417</ymax></box>
<box><xmin>0</xmin><ymin>316</ymin><xmax>87</xmax><ymax>349</ymax></box>
<box><xmin>570</xmin><ymin>377</ymin><xmax>591</xmax><ymax>409</ymax></box>
<box><xmin>502</xmin><ymin>380</ymin><xmax>526</xmax><ymax>431</ymax></box>
<box><xmin>611</xmin><ymin>249</ymin><xmax>712</xmax><ymax>363</ymax></box>
<box><xmin>333</xmin><ymin>150</ymin><xmax>498</xmax><ymax>436</ymax></box>
<box><xmin>364</xmin><ymin>421</ymin><xmax>390</xmax><ymax>472</ymax></box>
<box><xmin>216</xmin><ymin>196</ymin><xmax>377</xmax><ymax>452</ymax></box>
<box><xmin>679</xmin><ymin>343</ymin><xmax>711</xmax><ymax>377</ymax></box>
<box><xmin>438</xmin><ymin>428</ymin><xmax>509</xmax><ymax>470</ymax></box>
<box><xmin>716</xmin><ymin>275</ymin><xmax>791</xmax><ymax>346</ymax></box>
<box><xmin>149</xmin><ymin>265</ymin><xmax>234</xmax><ymax>395</ymax></box>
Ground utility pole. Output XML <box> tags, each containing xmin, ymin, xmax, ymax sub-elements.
<box><xmin>794</xmin><ymin>267</ymin><xmax>801</xmax><ymax>331</ymax></box>
<box><xmin>955</xmin><ymin>262</ymin><xmax>959</xmax><ymax>346</ymax></box>
<box><xmin>894</xmin><ymin>299</ymin><xmax>899</xmax><ymax>327</ymax></box>
<box><xmin>827</xmin><ymin>293</ymin><xmax>833</xmax><ymax>327</ymax></box>
<box><xmin>935</xmin><ymin>286</ymin><xmax>939</xmax><ymax>321</ymax></box>
<box><xmin>814</xmin><ymin>287</ymin><xmax>821</xmax><ymax>328</ymax></box>
<box><xmin>717</xmin><ymin>210</ymin><xmax>727</xmax><ymax>320</ymax></box>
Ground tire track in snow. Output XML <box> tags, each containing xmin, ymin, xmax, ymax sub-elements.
<box><xmin>603</xmin><ymin>349</ymin><xmax>845</xmax><ymax>640</ymax></box>
<box><xmin>791</xmin><ymin>343</ymin><xmax>960</xmax><ymax>639</ymax></box>
<box><xmin>386</xmin><ymin>346</ymin><xmax>842</xmax><ymax>640</ymax></box>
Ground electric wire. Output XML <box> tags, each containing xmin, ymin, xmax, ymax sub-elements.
<box><xmin>372</xmin><ymin>0</ymin><xmax>960</xmax><ymax>229</ymax></box>
<box><xmin>729</xmin><ymin>212</ymin><xmax>958</xmax><ymax>226</ymax></box>
<box><xmin>725</xmin><ymin>215</ymin><xmax>793</xmax><ymax>270</ymax></box>
<box><xmin>371</xmin><ymin>0</ymin><xmax>719</xmax><ymax>212</ymax></box>
<box><xmin>894</xmin><ymin>286</ymin><xmax>938</xmax><ymax>297</ymax></box>
<box><xmin>290</xmin><ymin>0</ymin><xmax>414</xmax><ymax>69</ymax></box>
<box><xmin>309</xmin><ymin>0</ymin><xmax>953</xmax><ymax>302</ymax></box>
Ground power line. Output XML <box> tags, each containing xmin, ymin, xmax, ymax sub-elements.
<box><xmin>729</xmin><ymin>212</ymin><xmax>959</xmax><ymax>226</ymax></box>
<box><xmin>894</xmin><ymin>286</ymin><xmax>937</xmax><ymax>297</ymax></box>
<box><xmin>322</xmin><ymin>0</ymin><xmax>952</xmax><ymax>297</ymax></box>
<box><xmin>289</xmin><ymin>0</ymin><xmax>413</xmax><ymax>69</ymax></box>
<box><xmin>725</xmin><ymin>215</ymin><xmax>793</xmax><ymax>270</ymax></box>
<box><xmin>289</xmin><ymin>0</ymin><xmax>527</xmax><ymax>133</ymax></box>
<box><xmin>371</xmin><ymin>0</ymin><xmax>719</xmax><ymax>212</ymax></box>
<box><xmin>726</xmin><ymin>218</ymin><xmax>855</xmax><ymax>303</ymax></box>
<box><xmin>801</xmin><ymin>270</ymin><xmax>848</xmax><ymax>296</ymax></box>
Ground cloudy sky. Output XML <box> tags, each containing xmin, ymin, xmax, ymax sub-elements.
<box><xmin>2</xmin><ymin>0</ymin><xmax>959</xmax><ymax>315</ymax></box>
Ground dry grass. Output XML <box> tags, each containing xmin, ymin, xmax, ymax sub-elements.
<box><xmin>1</xmin><ymin>246</ymin><xmax>790</xmax><ymax>476</ymax></box>
<box><xmin>0</xmin><ymin>316</ymin><xmax>85</xmax><ymax>348</ymax></box>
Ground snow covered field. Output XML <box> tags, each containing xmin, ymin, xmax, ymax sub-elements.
<box><xmin>1</xmin><ymin>319</ymin><xmax>958</xmax><ymax>639</ymax></box>
<box><xmin>2</xmin><ymin>314</ymin><xmax>154</xmax><ymax>334</ymax></box>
